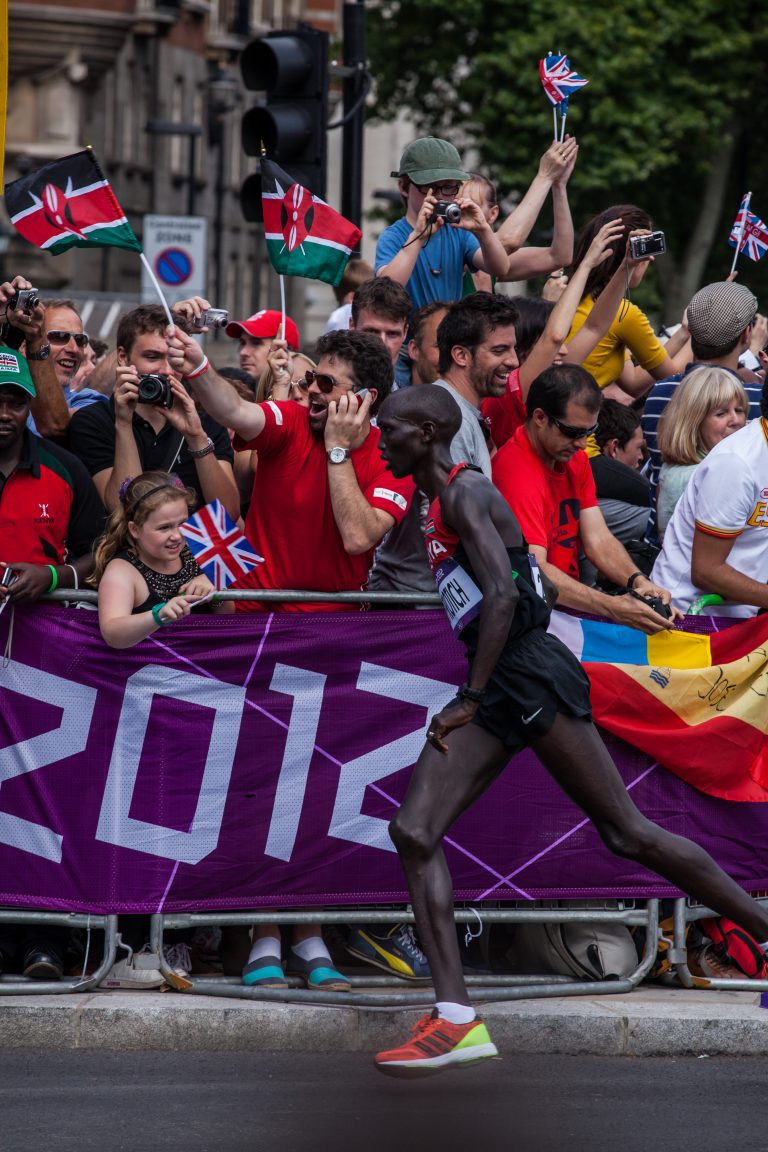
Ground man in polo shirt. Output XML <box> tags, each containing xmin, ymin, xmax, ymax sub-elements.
<box><xmin>641</xmin><ymin>281</ymin><xmax>762</xmax><ymax>541</ymax></box>
<box><xmin>0</xmin><ymin>347</ymin><xmax>104</xmax><ymax>981</ymax></box>
<box><xmin>225</xmin><ymin>308</ymin><xmax>300</xmax><ymax>384</ymax></box>
<box><xmin>68</xmin><ymin>305</ymin><xmax>239</xmax><ymax>518</ymax></box>
<box><xmin>652</xmin><ymin>377</ymin><xmax>768</xmax><ymax>617</ymax></box>
<box><xmin>492</xmin><ymin>363</ymin><xmax>677</xmax><ymax>634</ymax></box>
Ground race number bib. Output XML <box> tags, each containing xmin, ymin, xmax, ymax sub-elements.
<box><xmin>433</xmin><ymin>558</ymin><xmax>483</xmax><ymax>636</ymax></box>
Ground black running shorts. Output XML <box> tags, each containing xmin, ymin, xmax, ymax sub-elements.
<box><xmin>469</xmin><ymin>628</ymin><xmax>592</xmax><ymax>752</ymax></box>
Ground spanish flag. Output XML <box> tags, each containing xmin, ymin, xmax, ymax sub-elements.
<box><xmin>549</xmin><ymin>611</ymin><xmax>768</xmax><ymax>804</ymax></box>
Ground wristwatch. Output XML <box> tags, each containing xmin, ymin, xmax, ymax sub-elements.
<box><xmin>26</xmin><ymin>344</ymin><xmax>50</xmax><ymax>361</ymax></box>
<box><xmin>458</xmin><ymin>683</ymin><xmax>487</xmax><ymax>704</ymax></box>
<box><xmin>327</xmin><ymin>446</ymin><xmax>351</xmax><ymax>465</ymax></box>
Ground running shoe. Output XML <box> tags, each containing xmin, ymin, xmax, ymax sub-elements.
<box><xmin>375</xmin><ymin>1010</ymin><xmax>498</xmax><ymax>1078</ymax></box>
<box><xmin>687</xmin><ymin>942</ymin><xmax>750</xmax><ymax>981</ymax></box>
<box><xmin>699</xmin><ymin>917</ymin><xmax>768</xmax><ymax>979</ymax></box>
<box><xmin>346</xmin><ymin>924</ymin><xmax>431</xmax><ymax>979</ymax></box>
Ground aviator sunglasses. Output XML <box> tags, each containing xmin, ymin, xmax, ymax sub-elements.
<box><xmin>47</xmin><ymin>331</ymin><xmax>90</xmax><ymax>348</ymax></box>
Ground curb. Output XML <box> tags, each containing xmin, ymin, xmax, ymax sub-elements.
<box><xmin>0</xmin><ymin>986</ymin><xmax>765</xmax><ymax>1056</ymax></box>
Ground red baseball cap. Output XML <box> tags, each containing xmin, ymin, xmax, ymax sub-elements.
<box><xmin>225</xmin><ymin>309</ymin><xmax>300</xmax><ymax>351</ymax></box>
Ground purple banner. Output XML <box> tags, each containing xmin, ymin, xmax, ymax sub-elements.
<box><xmin>1</xmin><ymin>605</ymin><xmax>768</xmax><ymax>913</ymax></box>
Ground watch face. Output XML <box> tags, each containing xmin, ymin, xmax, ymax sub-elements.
<box><xmin>329</xmin><ymin>447</ymin><xmax>348</xmax><ymax>463</ymax></box>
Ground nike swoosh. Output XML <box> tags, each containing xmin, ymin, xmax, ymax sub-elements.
<box><xmin>521</xmin><ymin>707</ymin><xmax>543</xmax><ymax>725</ymax></box>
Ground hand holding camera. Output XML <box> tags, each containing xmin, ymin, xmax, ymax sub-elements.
<box><xmin>629</xmin><ymin>230</ymin><xmax>666</xmax><ymax>261</ymax></box>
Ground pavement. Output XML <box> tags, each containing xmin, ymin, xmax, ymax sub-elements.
<box><xmin>1</xmin><ymin>982</ymin><xmax>767</xmax><ymax>1057</ymax></box>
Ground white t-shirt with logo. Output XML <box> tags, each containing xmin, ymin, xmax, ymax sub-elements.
<box><xmin>651</xmin><ymin>418</ymin><xmax>768</xmax><ymax>617</ymax></box>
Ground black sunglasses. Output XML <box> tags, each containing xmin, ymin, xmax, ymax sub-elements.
<box><xmin>547</xmin><ymin>414</ymin><xmax>599</xmax><ymax>440</ymax></box>
<box><xmin>47</xmin><ymin>331</ymin><xmax>90</xmax><ymax>348</ymax></box>
<box><xmin>305</xmin><ymin>369</ymin><xmax>360</xmax><ymax>395</ymax></box>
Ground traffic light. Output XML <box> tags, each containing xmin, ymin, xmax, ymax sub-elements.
<box><xmin>240</xmin><ymin>24</ymin><xmax>329</xmax><ymax>222</ymax></box>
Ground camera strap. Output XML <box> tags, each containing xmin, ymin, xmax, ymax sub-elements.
<box><xmin>159</xmin><ymin>429</ymin><xmax>185</xmax><ymax>475</ymax></box>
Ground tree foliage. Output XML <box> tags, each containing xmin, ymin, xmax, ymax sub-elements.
<box><xmin>367</xmin><ymin>0</ymin><xmax>768</xmax><ymax>320</ymax></box>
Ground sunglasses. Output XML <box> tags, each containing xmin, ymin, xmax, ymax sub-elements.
<box><xmin>47</xmin><ymin>331</ymin><xmax>90</xmax><ymax>348</ymax></box>
<box><xmin>415</xmin><ymin>181</ymin><xmax>462</xmax><ymax>197</ymax></box>
<box><xmin>547</xmin><ymin>414</ymin><xmax>599</xmax><ymax>440</ymax></box>
<box><xmin>304</xmin><ymin>369</ymin><xmax>360</xmax><ymax>395</ymax></box>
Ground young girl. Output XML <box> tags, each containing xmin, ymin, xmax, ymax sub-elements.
<box><xmin>94</xmin><ymin>470</ymin><xmax>222</xmax><ymax>649</ymax></box>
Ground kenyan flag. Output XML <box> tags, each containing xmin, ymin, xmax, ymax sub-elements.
<box><xmin>261</xmin><ymin>156</ymin><xmax>361</xmax><ymax>288</ymax></box>
<box><xmin>4</xmin><ymin>148</ymin><xmax>142</xmax><ymax>255</ymax></box>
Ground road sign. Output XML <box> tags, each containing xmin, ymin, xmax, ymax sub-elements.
<box><xmin>141</xmin><ymin>215</ymin><xmax>207</xmax><ymax>305</ymax></box>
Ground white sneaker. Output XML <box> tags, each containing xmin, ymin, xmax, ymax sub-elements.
<box><xmin>100</xmin><ymin>939</ymin><xmax>165</xmax><ymax>990</ymax></box>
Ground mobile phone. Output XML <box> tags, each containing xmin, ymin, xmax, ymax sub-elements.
<box><xmin>354</xmin><ymin>388</ymin><xmax>369</xmax><ymax>403</ymax></box>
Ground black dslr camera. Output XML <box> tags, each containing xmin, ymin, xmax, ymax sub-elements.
<box><xmin>193</xmin><ymin>307</ymin><xmax>229</xmax><ymax>331</ymax></box>
<box><xmin>629</xmin><ymin>231</ymin><xmax>666</xmax><ymax>260</ymax></box>
<box><xmin>8</xmin><ymin>288</ymin><xmax>39</xmax><ymax>313</ymax></box>
<box><xmin>431</xmin><ymin>200</ymin><xmax>462</xmax><ymax>225</ymax></box>
<box><xmin>137</xmin><ymin>373</ymin><xmax>173</xmax><ymax>409</ymax></box>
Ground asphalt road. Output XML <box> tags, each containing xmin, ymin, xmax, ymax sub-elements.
<box><xmin>2</xmin><ymin>1049</ymin><xmax>766</xmax><ymax>1151</ymax></box>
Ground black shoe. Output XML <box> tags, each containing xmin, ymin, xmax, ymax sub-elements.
<box><xmin>23</xmin><ymin>950</ymin><xmax>63</xmax><ymax>980</ymax></box>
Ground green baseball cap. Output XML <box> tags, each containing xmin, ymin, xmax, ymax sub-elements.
<box><xmin>391</xmin><ymin>137</ymin><xmax>469</xmax><ymax>185</ymax></box>
<box><xmin>0</xmin><ymin>346</ymin><xmax>36</xmax><ymax>399</ymax></box>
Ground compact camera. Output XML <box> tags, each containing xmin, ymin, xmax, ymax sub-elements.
<box><xmin>1</xmin><ymin>567</ymin><xmax>17</xmax><ymax>589</ymax></box>
<box><xmin>137</xmin><ymin>373</ymin><xmax>173</xmax><ymax>408</ymax></box>
<box><xmin>431</xmin><ymin>200</ymin><xmax>462</xmax><ymax>225</ymax></box>
<box><xmin>8</xmin><ymin>288</ymin><xmax>39</xmax><ymax>313</ymax></box>
<box><xmin>193</xmin><ymin>307</ymin><xmax>229</xmax><ymax>331</ymax></box>
<box><xmin>629</xmin><ymin>231</ymin><xmax>667</xmax><ymax>260</ymax></box>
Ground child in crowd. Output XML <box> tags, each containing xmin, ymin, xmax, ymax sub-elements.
<box><xmin>93</xmin><ymin>470</ymin><xmax>225</xmax><ymax>649</ymax></box>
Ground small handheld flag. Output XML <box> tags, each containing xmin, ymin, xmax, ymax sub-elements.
<box><xmin>180</xmin><ymin>500</ymin><xmax>263</xmax><ymax>591</ymax></box>
<box><xmin>539</xmin><ymin>53</ymin><xmax>588</xmax><ymax>142</ymax></box>
<box><xmin>728</xmin><ymin>193</ymin><xmax>768</xmax><ymax>268</ymax></box>
<box><xmin>4</xmin><ymin>148</ymin><xmax>142</xmax><ymax>255</ymax></box>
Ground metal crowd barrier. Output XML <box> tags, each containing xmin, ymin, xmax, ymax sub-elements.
<box><xmin>0</xmin><ymin>591</ymin><xmax>705</xmax><ymax>1002</ymax></box>
<box><xmin>667</xmin><ymin>896</ymin><xmax>768</xmax><ymax>992</ymax></box>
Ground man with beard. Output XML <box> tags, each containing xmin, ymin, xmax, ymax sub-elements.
<box><xmin>168</xmin><ymin>326</ymin><xmax>415</xmax><ymax>612</ymax></box>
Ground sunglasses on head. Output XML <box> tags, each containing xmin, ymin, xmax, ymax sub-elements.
<box><xmin>547</xmin><ymin>414</ymin><xmax>599</xmax><ymax>440</ymax></box>
<box><xmin>47</xmin><ymin>331</ymin><xmax>90</xmax><ymax>348</ymax></box>
<box><xmin>304</xmin><ymin>369</ymin><xmax>360</xmax><ymax>395</ymax></box>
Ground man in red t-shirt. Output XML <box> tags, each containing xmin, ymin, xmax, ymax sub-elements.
<box><xmin>492</xmin><ymin>363</ymin><xmax>676</xmax><ymax>633</ymax></box>
<box><xmin>169</xmin><ymin>327</ymin><xmax>414</xmax><ymax>611</ymax></box>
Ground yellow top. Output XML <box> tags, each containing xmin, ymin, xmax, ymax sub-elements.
<box><xmin>568</xmin><ymin>295</ymin><xmax>668</xmax><ymax>389</ymax></box>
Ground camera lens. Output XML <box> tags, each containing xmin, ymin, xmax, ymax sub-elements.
<box><xmin>137</xmin><ymin>374</ymin><xmax>164</xmax><ymax>404</ymax></box>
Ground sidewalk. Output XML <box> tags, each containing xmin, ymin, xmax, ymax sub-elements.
<box><xmin>0</xmin><ymin>984</ymin><xmax>766</xmax><ymax>1057</ymax></box>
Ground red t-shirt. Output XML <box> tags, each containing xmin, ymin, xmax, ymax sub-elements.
<box><xmin>491</xmin><ymin>424</ymin><xmax>597</xmax><ymax>579</ymax></box>
<box><xmin>481</xmin><ymin>367</ymin><xmax>526</xmax><ymax>450</ymax></box>
<box><xmin>233</xmin><ymin>400</ymin><xmax>415</xmax><ymax>612</ymax></box>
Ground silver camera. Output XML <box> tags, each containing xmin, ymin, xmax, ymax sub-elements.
<box><xmin>431</xmin><ymin>200</ymin><xmax>462</xmax><ymax>225</ymax></box>
<box><xmin>8</xmin><ymin>288</ymin><xmax>39</xmax><ymax>313</ymax></box>
<box><xmin>629</xmin><ymin>231</ymin><xmax>666</xmax><ymax>260</ymax></box>
<box><xmin>193</xmin><ymin>308</ymin><xmax>229</xmax><ymax>330</ymax></box>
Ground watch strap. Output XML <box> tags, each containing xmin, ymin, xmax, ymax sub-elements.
<box><xmin>26</xmin><ymin>344</ymin><xmax>51</xmax><ymax>361</ymax></box>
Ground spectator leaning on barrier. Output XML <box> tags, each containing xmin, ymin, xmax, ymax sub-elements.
<box><xmin>375</xmin><ymin>137</ymin><xmax>508</xmax><ymax>310</ymax></box>
<box><xmin>68</xmin><ymin>304</ymin><xmax>239</xmax><ymax>520</ymax></box>
<box><xmin>0</xmin><ymin>347</ymin><xmax>105</xmax><ymax>981</ymax></box>
<box><xmin>492</xmin><ymin>364</ymin><xmax>678</xmax><ymax>634</ymax></box>
<box><xmin>651</xmin><ymin>375</ymin><xmax>768</xmax><ymax>619</ymax></box>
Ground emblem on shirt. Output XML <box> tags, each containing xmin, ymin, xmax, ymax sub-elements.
<box><xmin>35</xmin><ymin>502</ymin><xmax>54</xmax><ymax>524</ymax></box>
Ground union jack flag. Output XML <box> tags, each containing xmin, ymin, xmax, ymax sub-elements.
<box><xmin>728</xmin><ymin>195</ymin><xmax>768</xmax><ymax>262</ymax></box>
<box><xmin>180</xmin><ymin>500</ymin><xmax>263</xmax><ymax>590</ymax></box>
<box><xmin>539</xmin><ymin>54</ymin><xmax>589</xmax><ymax>108</ymax></box>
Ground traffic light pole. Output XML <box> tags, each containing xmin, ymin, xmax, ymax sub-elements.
<box><xmin>341</xmin><ymin>0</ymin><xmax>366</xmax><ymax>246</ymax></box>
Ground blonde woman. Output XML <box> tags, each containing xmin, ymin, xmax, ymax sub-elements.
<box><xmin>656</xmin><ymin>367</ymin><xmax>749</xmax><ymax>537</ymax></box>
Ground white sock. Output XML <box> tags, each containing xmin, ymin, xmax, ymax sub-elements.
<box><xmin>292</xmin><ymin>935</ymin><xmax>331</xmax><ymax>963</ymax></box>
<box><xmin>247</xmin><ymin>936</ymin><xmax>281</xmax><ymax>964</ymax></box>
<box><xmin>435</xmin><ymin>1001</ymin><xmax>476</xmax><ymax>1025</ymax></box>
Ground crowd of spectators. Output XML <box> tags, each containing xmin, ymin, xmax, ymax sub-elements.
<box><xmin>1</xmin><ymin>131</ymin><xmax>767</xmax><ymax>988</ymax></box>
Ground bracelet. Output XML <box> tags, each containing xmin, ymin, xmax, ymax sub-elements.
<box><xmin>188</xmin><ymin>436</ymin><xmax>215</xmax><ymax>459</ymax></box>
<box><xmin>184</xmin><ymin>356</ymin><xmax>210</xmax><ymax>380</ymax></box>
<box><xmin>626</xmin><ymin>571</ymin><xmax>644</xmax><ymax>591</ymax></box>
<box><xmin>458</xmin><ymin>683</ymin><xmax>487</xmax><ymax>704</ymax></box>
<box><xmin>63</xmin><ymin>563</ymin><xmax>79</xmax><ymax>590</ymax></box>
<box><xmin>46</xmin><ymin>564</ymin><xmax>58</xmax><ymax>592</ymax></box>
<box><xmin>151</xmin><ymin>602</ymin><xmax>171</xmax><ymax>627</ymax></box>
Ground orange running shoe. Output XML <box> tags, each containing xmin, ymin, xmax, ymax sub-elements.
<box><xmin>374</xmin><ymin>1010</ymin><xmax>499</xmax><ymax>1078</ymax></box>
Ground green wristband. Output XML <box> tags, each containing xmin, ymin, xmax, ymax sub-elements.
<box><xmin>151</xmin><ymin>602</ymin><xmax>170</xmax><ymax>627</ymax></box>
<box><xmin>46</xmin><ymin>565</ymin><xmax>58</xmax><ymax>592</ymax></box>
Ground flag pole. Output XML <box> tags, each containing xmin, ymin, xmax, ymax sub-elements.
<box><xmin>559</xmin><ymin>108</ymin><xmax>567</xmax><ymax>142</ymax></box>
<box><xmin>730</xmin><ymin>191</ymin><xmax>752</xmax><ymax>276</ymax></box>
<box><xmin>552</xmin><ymin>106</ymin><xmax>558</xmax><ymax>142</ymax></box>
<box><xmin>139</xmin><ymin>251</ymin><xmax>175</xmax><ymax>328</ymax></box>
<box><xmin>279</xmin><ymin>273</ymin><xmax>287</xmax><ymax>339</ymax></box>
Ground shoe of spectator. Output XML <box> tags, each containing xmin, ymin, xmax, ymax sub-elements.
<box><xmin>163</xmin><ymin>942</ymin><xmax>192</xmax><ymax>975</ymax></box>
<box><xmin>101</xmin><ymin>940</ymin><xmax>166</xmax><ymax>990</ymax></box>
<box><xmin>242</xmin><ymin>954</ymin><xmax>288</xmax><ymax>988</ymax></box>
<box><xmin>346</xmin><ymin>925</ymin><xmax>431</xmax><ymax>980</ymax></box>
<box><xmin>286</xmin><ymin>949</ymin><xmax>350</xmax><ymax>991</ymax></box>
<box><xmin>699</xmin><ymin>917</ymin><xmax>768</xmax><ymax>979</ymax></box>
<box><xmin>375</xmin><ymin>1010</ymin><xmax>498</xmax><ymax>1078</ymax></box>
<box><xmin>23</xmin><ymin>950</ymin><xmax>64</xmax><ymax>980</ymax></box>
<box><xmin>687</xmin><ymin>943</ymin><xmax>750</xmax><ymax>981</ymax></box>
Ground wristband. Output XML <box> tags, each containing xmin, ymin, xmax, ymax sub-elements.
<box><xmin>458</xmin><ymin>683</ymin><xmax>487</xmax><ymax>704</ymax></box>
<box><xmin>188</xmin><ymin>436</ymin><xmax>215</xmax><ymax>459</ymax></box>
<box><xmin>626</xmin><ymin>571</ymin><xmax>644</xmax><ymax>591</ymax></box>
<box><xmin>151</xmin><ymin>602</ymin><xmax>171</xmax><ymax>627</ymax></box>
<box><xmin>184</xmin><ymin>356</ymin><xmax>210</xmax><ymax>380</ymax></box>
<box><xmin>46</xmin><ymin>564</ymin><xmax>58</xmax><ymax>592</ymax></box>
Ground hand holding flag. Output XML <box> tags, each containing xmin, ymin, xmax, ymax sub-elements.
<box><xmin>180</xmin><ymin>500</ymin><xmax>263</xmax><ymax>591</ymax></box>
<box><xmin>728</xmin><ymin>192</ymin><xmax>768</xmax><ymax>271</ymax></box>
<box><xmin>539</xmin><ymin>53</ymin><xmax>589</xmax><ymax>142</ymax></box>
